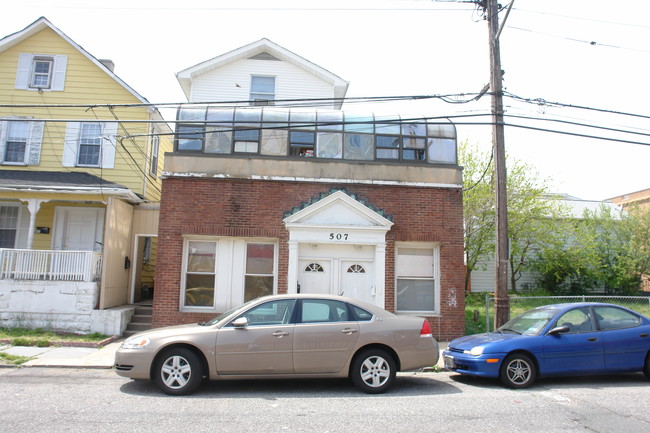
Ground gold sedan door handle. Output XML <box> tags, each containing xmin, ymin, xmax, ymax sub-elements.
<box><xmin>342</xmin><ymin>328</ymin><xmax>358</xmax><ymax>335</ymax></box>
<box><xmin>272</xmin><ymin>331</ymin><xmax>290</xmax><ymax>338</ymax></box>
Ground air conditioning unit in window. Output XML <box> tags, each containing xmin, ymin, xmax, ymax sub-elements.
<box><xmin>252</xmin><ymin>99</ymin><xmax>273</xmax><ymax>106</ymax></box>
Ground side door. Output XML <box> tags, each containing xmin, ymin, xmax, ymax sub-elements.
<box><xmin>594</xmin><ymin>305</ymin><xmax>648</xmax><ymax>371</ymax></box>
<box><xmin>541</xmin><ymin>306</ymin><xmax>605</xmax><ymax>375</ymax></box>
<box><xmin>293</xmin><ymin>298</ymin><xmax>360</xmax><ymax>374</ymax></box>
<box><xmin>53</xmin><ymin>207</ymin><xmax>104</xmax><ymax>251</ymax></box>
<box><xmin>216</xmin><ymin>299</ymin><xmax>296</xmax><ymax>375</ymax></box>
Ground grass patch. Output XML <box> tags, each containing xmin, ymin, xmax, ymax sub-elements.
<box><xmin>0</xmin><ymin>328</ymin><xmax>109</xmax><ymax>347</ymax></box>
<box><xmin>465</xmin><ymin>292</ymin><xmax>489</xmax><ymax>335</ymax></box>
<box><xmin>0</xmin><ymin>351</ymin><xmax>30</xmax><ymax>365</ymax></box>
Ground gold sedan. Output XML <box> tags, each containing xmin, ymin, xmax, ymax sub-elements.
<box><xmin>115</xmin><ymin>294</ymin><xmax>439</xmax><ymax>395</ymax></box>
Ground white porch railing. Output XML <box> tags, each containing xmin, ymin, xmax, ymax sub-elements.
<box><xmin>0</xmin><ymin>249</ymin><xmax>102</xmax><ymax>282</ymax></box>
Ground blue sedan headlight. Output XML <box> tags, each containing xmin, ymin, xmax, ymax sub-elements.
<box><xmin>464</xmin><ymin>346</ymin><xmax>485</xmax><ymax>356</ymax></box>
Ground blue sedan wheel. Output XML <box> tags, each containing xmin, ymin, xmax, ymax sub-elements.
<box><xmin>644</xmin><ymin>353</ymin><xmax>650</xmax><ymax>380</ymax></box>
<box><xmin>500</xmin><ymin>354</ymin><xmax>536</xmax><ymax>389</ymax></box>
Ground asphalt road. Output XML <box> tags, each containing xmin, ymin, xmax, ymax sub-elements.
<box><xmin>1</xmin><ymin>368</ymin><xmax>648</xmax><ymax>432</ymax></box>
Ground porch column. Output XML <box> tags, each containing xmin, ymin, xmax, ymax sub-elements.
<box><xmin>374</xmin><ymin>242</ymin><xmax>387</xmax><ymax>309</ymax></box>
<box><xmin>286</xmin><ymin>240</ymin><xmax>298</xmax><ymax>294</ymax></box>
<box><xmin>23</xmin><ymin>199</ymin><xmax>46</xmax><ymax>249</ymax></box>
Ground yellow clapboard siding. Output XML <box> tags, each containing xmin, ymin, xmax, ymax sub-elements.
<box><xmin>0</xmin><ymin>26</ymin><xmax>172</xmax><ymax>202</ymax></box>
<box><xmin>28</xmin><ymin>201</ymin><xmax>105</xmax><ymax>250</ymax></box>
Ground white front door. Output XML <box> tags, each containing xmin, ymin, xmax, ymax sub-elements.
<box><xmin>53</xmin><ymin>207</ymin><xmax>104</xmax><ymax>251</ymax></box>
<box><xmin>297</xmin><ymin>244</ymin><xmax>375</xmax><ymax>303</ymax></box>
<box><xmin>340</xmin><ymin>260</ymin><xmax>373</xmax><ymax>303</ymax></box>
<box><xmin>298</xmin><ymin>259</ymin><xmax>331</xmax><ymax>295</ymax></box>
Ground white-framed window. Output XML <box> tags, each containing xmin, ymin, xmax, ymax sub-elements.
<box><xmin>0</xmin><ymin>205</ymin><xmax>20</xmax><ymax>248</ymax></box>
<box><xmin>244</xmin><ymin>243</ymin><xmax>276</xmax><ymax>302</ymax></box>
<box><xmin>62</xmin><ymin>122</ymin><xmax>117</xmax><ymax>168</ymax></box>
<box><xmin>250</xmin><ymin>75</ymin><xmax>275</xmax><ymax>106</ymax></box>
<box><xmin>4</xmin><ymin>122</ymin><xmax>29</xmax><ymax>163</ymax></box>
<box><xmin>78</xmin><ymin>123</ymin><xmax>103</xmax><ymax>166</ymax></box>
<box><xmin>30</xmin><ymin>56</ymin><xmax>53</xmax><ymax>88</ymax></box>
<box><xmin>0</xmin><ymin>119</ymin><xmax>44</xmax><ymax>165</ymax></box>
<box><xmin>395</xmin><ymin>243</ymin><xmax>440</xmax><ymax>315</ymax></box>
<box><xmin>184</xmin><ymin>241</ymin><xmax>217</xmax><ymax>308</ymax></box>
<box><xmin>150</xmin><ymin>134</ymin><xmax>159</xmax><ymax>176</ymax></box>
<box><xmin>15</xmin><ymin>53</ymin><xmax>67</xmax><ymax>91</ymax></box>
<box><xmin>181</xmin><ymin>237</ymin><xmax>278</xmax><ymax>311</ymax></box>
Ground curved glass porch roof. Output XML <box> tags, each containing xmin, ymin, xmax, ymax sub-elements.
<box><xmin>175</xmin><ymin>106</ymin><xmax>457</xmax><ymax>165</ymax></box>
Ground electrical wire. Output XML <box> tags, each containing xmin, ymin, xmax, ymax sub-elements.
<box><xmin>107</xmin><ymin>107</ymin><xmax>163</xmax><ymax>198</ymax></box>
<box><xmin>512</xmin><ymin>7</ymin><xmax>650</xmax><ymax>30</ymax></box>
<box><xmin>4</xmin><ymin>92</ymin><xmax>650</xmax><ymax>148</ymax></box>
<box><xmin>0</xmin><ymin>93</ymin><xmax>484</xmax><ymax>109</ymax></box>
<box><xmin>506</xmin><ymin>25</ymin><xmax>650</xmax><ymax>54</ymax></box>
<box><xmin>503</xmin><ymin>92</ymin><xmax>650</xmax><ymax>121</ymax></box>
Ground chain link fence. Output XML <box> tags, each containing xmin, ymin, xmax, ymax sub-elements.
<box><xmin>484</xmin><ymin>295</ymin><xmax>650</xmax><ymax>332</ymax></box>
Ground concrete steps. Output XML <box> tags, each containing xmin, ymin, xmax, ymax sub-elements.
<box><xmin>123</xmin><ymin>305</ymin><xmax>152</xmax><ymax>338</ymax></box>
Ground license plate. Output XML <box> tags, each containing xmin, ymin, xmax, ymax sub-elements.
<box><xmin>444</xmin><ymin>355</ymin><xmax>456</xmax><ymax>369</ymax></box>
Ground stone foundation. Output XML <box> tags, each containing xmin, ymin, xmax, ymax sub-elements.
<box><xmin>0</xmin><ymin>280</ymin><xmax>130</xmax><ymax>335</ymax></box>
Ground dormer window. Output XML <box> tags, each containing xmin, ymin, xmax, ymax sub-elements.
<box><xmin>250</xmin><ymin>76</ymin><xmax>275</xmax><ymax>106</ymax></box>
<box><xmin>15</xmin><ymin>53</ymin><xmax>67</xmax><ymax>91</ymax></box>
<box><xmin>30</xmin><ymin>57</ymin><xmax>54</xmax><ymax>88</ymax></box>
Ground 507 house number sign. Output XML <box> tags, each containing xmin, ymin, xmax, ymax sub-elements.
<box><xmin>329</xmin><ymin>233</ymin><xmax>349</xmax><ymax>241</ymax></box>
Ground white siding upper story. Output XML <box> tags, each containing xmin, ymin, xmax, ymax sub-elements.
<box><xmin>176</xmin><ymin>38</ymin><xmax>349</xmax><ymax>108</ymax></box>
<box><xmin>189</xmin><ymin>57</ymin><xmax>337</xmax><ymax>104</ymax></box>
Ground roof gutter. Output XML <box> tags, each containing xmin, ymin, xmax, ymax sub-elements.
<box><xmin>0</xmin><ymin>186</ymin><xmax>144</xmax><ymax>204</ymax></box>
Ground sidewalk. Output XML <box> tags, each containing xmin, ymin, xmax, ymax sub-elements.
<box><xmin>0</xmin><ymin>340</ymin><xmax>447</xmax><ymax>369</ymax></box>
<box><xmin>0</xmin><ymin>339</ymin><xmax>122</xmax><ymax>369</ymax></box>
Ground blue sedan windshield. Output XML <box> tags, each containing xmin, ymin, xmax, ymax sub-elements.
<box><xmin>498</xmin><ymin>308</ymin><xmax>559</xmax><ymax>335</ymax></box>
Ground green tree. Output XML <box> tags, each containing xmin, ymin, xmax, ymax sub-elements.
<box><xmin>459</xmin><ymin>141</ymin><xmax>494</xmax><ymax>293</ymax></box>
<box><xmin>586</xmin><ymin>205</ymin><xmax>650</xmax><ymax>294</ymax></box>
<box><xmin>505</xmin><ymin>165</ymin><xmax>569</xmax><ymax>292</ymax></box>
<box><xmin>532</xmin><ymin>218</ymin><xmax>599</xmax><ymax>294</ymax></box>
<box><xmin>459</xmin><ymin>141</ymin><xmax>567</xmax><ymax>292</ymax></box>
<box><xmin>532</xmin><ymin>204</ymin><xmax>650</xmax><ymax>295</ymax></box>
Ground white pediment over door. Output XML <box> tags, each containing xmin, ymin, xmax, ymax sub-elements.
<box><xmin>283</xmin><ymin>190</ymin><xmax>392</xmax><ymax>307</ymax></box>
<box><xmin>283</xmin><ymin>190</ymin><xmax>393</xmax><ymax>232</ymax></box>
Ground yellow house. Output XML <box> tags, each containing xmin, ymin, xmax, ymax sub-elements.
<box><xmin>0</xmin><ymin>17</ymin><xmax>172</xmax><ymax>334</ymax></box>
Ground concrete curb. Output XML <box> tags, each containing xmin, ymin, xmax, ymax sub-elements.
<box><xmin>0</xmin><ymin>339</ymin><xmax>122</xmax><ymax>369</ymax></box>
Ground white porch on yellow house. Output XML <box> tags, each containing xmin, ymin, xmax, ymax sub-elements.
<box><xmin>0</xmin><ymin>171</ymin><xmax>146</xmax><ymax>335</ymax></box>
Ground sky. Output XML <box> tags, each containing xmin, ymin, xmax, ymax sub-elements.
<box><xmin>2</xmin><ymin>0</ymin><xmax>649</xmax><ymax>201</ymax></box>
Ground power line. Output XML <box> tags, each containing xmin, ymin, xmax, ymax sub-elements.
<box><xmin>107</xmin><ymin>107</ymin><xmax>163</xmax><ymax>198</ymax></box>
<box><xmin>503</xmin><ymin>91</ymin><xmax>650</xmax><ymax>121</ymax></box>
<box><xmin>6</xmin><ymin>111</ymin><xmax>650</xmax><ymax>147</ymax></box>
<box><xmin>3</xmin><ymin>92</ymin><xmax>649</xmax><ymax>124</ymax></box>
<box><xmin>512</xmin><ymin>7</ymin><xmax>650</xmax><ymax>30</ymax></box>
<box><xmin>0</xmin><ymin>93</ymin><xmax>483</xmax><ymax>109</ymax></box>
<box><xmin>506</xmin><ymin>25</ymin><xmax>650</xmax><ymax>54</ymax></box>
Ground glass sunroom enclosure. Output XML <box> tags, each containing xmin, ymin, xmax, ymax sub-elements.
<box><xmin>175</xmin><ymin>107</ymin><xmax>457</xmax><ymax>165</ymax></box>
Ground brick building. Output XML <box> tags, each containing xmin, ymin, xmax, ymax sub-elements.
<box><xmin>152</xmin><ymin>40</ymin><xmax>465</xmax><ymax>340</ymax></box>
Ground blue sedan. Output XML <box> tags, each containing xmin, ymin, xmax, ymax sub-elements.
<box><xmin>443</xmin><ymin>302</ymin><xmax>650</xmax><ymax>388</ymax></box>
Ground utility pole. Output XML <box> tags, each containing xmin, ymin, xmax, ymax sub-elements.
<box><xmin>486</xmin><ymin>0</ymin><xmax>510</xmax><ymax>328</ymax></box>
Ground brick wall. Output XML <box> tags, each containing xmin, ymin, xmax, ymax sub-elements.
<box><xmin>154</xmin><ymin>178</ymin><xmax>466</xmax><ymax>340</ymax></box>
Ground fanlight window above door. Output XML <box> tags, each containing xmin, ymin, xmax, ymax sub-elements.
<box><xmin>347</xmin><ymin>264</ymin><xmax>365</xmax><ymax>273</ymax></box>
<box><xmin>305</xmin><ymin>263</ymin><xmax>324</xmax><ymax>272</ymax></box>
